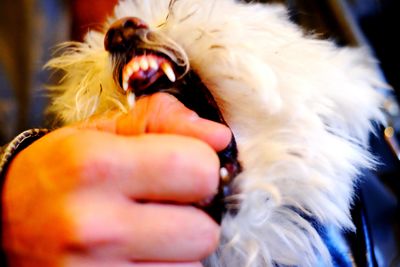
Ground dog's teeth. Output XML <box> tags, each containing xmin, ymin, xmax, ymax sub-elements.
<box><xmin>123</xmin><ymin>81</ymin><xmax>129</xmax><ymax>92</ymax></box>
<box><xmin>127</xmin><ymin>91</ymin><xmax>135</xmax><ymax>108</ymax></box>
<box><xmin>140</xmin><ymin>56</ymin><xmax>149</xmax><ymax>71</ymax></box>
<box><xmin>122</xmin><ymin>70</ymin><xmax>130</xmax><ymax>91</ymax></box>
<box><xmin>161</xmin><ymin>62</ymin><xmax>176</xmax><ymax>82</ymax></box>
<box><xmin>149</xmin><ymin>57</ymin><xmax>158</xmax><ymax>70</ymax></box>
<box><xmin>132</xmin><ymin>60</ymin><xmax>140</xmax><ymax>72</ymax></box>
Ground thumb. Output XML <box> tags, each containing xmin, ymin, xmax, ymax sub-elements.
<box><xmin>80</xmin><ymin>92</ymin><xmax>232</xmax><ymax>152</ymax></box>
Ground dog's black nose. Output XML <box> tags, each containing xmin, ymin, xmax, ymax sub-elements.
<box><xmin>104</xmin><ymin>17</ymin><xmax>148</xmax><ymax>52</ymax></box>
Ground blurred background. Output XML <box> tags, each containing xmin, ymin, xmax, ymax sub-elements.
<box><xmin>0</xmin><ymin>0</ymin><xmax>118</xmax><ymax>142</ymax></box>
<box><xmin>0</xmin><ymin>0</ymin><xmax>399</xmax><ymax>266</ymax></box>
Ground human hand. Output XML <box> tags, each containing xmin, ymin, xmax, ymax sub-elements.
<box><xmin>2</xmin><ymin>93</ymin><xmax>231</xmax><ymax>267</ymax></box>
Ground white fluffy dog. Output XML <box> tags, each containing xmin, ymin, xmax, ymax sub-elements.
<box><xmin>46</xmin><ymin>0</ymin><xmax>385</xmax><ymax>266</ymax></box>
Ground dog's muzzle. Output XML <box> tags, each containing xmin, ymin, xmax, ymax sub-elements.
<box><xmin>105</xmin><ymin>17</ymin><xmax>242</xmax><ymax>223</ymax></box>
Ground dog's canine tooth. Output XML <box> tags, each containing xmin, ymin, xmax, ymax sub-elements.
<box><xmin>161</xmin><ymin>62</ymin><xmax>176</xmax><ymax>82</ymax></box>
<box><xmin>127</xmin><ymin>91</ymin><xmax>136</xmax><ymax>108</ymax></box>
<box><xmin>122</xmin><ymin>65</ymin><xmax>133</xmax><ymax>91</ymax></box>
<box><xmin>123</xmin><ymin>81</ymin><xmax>129</xmax><ymax>92</ymax></box>
<box><xmin>122</xmin><ymin>70</ymin><xmax>130</xmax><ymax>91</ymax></box>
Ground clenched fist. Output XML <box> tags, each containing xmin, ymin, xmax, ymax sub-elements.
<box><xmin>2</xmin><ymin>93</ymin><xmax>231</xmax><ymax>267</ymax></box>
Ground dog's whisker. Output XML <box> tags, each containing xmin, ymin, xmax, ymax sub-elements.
<box><xmin>210</xmin><ymin>44</ymin><xmax>226</xmax><ymax>50</ymax></box>
<box><xmin>178</xmin><ymin>10</ymin><xmax>197</xmax><ymax>23</ymax></box>
<box><xmin>165</xmin><ymin>0</ymin><xmax>177</xmax><ymax>24</ymax></box>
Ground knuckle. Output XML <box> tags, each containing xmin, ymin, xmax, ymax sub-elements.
<box><xmin>150</xmin><ymin>91</ymin><xmax>177</xmax><ymax>105</ymax></box>
<box><xmin>190</xmin><ymin>142</ymin><xmax>220</xmax><ymax>195</ymax></box>
<box><xmin>164</xmin><ymin>139</ymin><xmax>220</xmax><ymax>194</ymax></box>
<box><xmin>56</xmin><ymin>131</ymin><xmax>109</xmax><ymax>185</ymax></box>
<box><xmin>65</xmin><ymin>200</ymin><xmax>124</xmax><ymax>252</ymax></box>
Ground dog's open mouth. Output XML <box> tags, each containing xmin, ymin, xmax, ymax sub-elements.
<box><xmin>121</xmin><ymin>52</ymin><xmax>179</xmax><ymax>106</ymax></box>
<box><xmin>105</xmin><ymin>17</ymin><xmax>241</xmax><ymax>223</ymax></box>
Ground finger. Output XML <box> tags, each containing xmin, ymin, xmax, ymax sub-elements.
<box><xmin>83</xmin><ymin>93</ymin><xmax>231</xmax><ymax>152</ymax></box>
<box><xmin>119</xmin><ymin>93</ymin><xmax>231</xmax><ymax>152</ymax></box>
<box><xmin>58</xmin><ymin>130</ymin><xmax>220</xmax><ymax>203</ymax></box>
<box><xmin>68</xmin><ymin>196</ymin><xmax>219</xmax><ymax>262</ymax></box>
<box><xmin>114</xmin><ymin>135</ymin><xmax>220</xmax><ymax>202</ymax></box>
<box><xmin>124</xmin><ymin>203</ymin><xmax>219</xmax><ymax>262</ymax></box>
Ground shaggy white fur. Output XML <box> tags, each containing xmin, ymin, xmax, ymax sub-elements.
<box><xmin>46</xmin><ymin>0</ymin><xmax>386</xmax><ymax>266</ymax></box>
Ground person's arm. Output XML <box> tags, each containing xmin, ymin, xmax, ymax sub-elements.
<box><xmin>2</xmin><ymin>93</ymin><xmax>231</xmax><ymax>267</ymax></box>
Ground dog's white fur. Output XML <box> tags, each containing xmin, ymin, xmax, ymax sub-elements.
<box><xmin>46</xmin><ymin>0</ymin><xmax>386</xmax><ymax>266</ymax></box>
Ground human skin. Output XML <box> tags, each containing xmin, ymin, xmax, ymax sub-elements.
<box><xmin>2</xmin><ymin>93</ymin><xmax>231</xmax><ymax>267</ymax></box>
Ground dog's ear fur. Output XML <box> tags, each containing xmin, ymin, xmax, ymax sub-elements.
<box><xmin>46</xmin><ymin>0</ymin><xmax>386</xmax><ymax>266</ymax></box>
